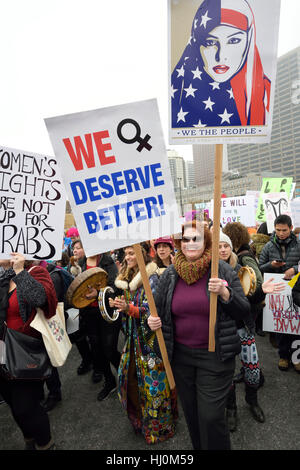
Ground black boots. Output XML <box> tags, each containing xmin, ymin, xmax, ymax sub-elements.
<box><xmin>245</xmin><ymin>384</ymin><xmax>265</xmax><ymax>423</ymax></box>
<box><xmin>42</xmin><ymin>392</ymin><xmax>62</xmax><ymax>412</ymax></box>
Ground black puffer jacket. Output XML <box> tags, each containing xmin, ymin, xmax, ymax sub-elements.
<box><xmin>153</xmin><ymin>261</ymin><xmax>251</xmax><ymax>363</ymax></box>
<box><xmin>259</xmin><ymin>232</ymin><xmax>300</xmax><ymax>274</ymax></box>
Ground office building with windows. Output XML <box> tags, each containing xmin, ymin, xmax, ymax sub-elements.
<box><xmin>186</xmin><ymin>160</ymin><xmax>195</xmax><ymax>187</ymax></box>
<box><xmin>227</xmin><ymin>47</ymin><xmax>300</xmax><ymax>182</ymax></box>
<box><xmin>167</xmin><ymin>149</ymin><xmax>187</xmax><ymax>189</ymax></box>
<box><xmin>192</xmin><ymin>144</ymin><xmax>229</xmax><ymax>186</ymax></box>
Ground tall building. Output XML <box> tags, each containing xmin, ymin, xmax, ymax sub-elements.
<box><xmin>192</xmin><ymin>144</ymin><xmax>228</xmax><ymax>186</ymax></box>
<box><xmin>167</xmin><ymin>149</ymin><xmax>187</xmax><ymax>189</ymax></box>
<box><xmin>227</xmin><ymin>47</ymin><xmax>300</xmax><ymax>182</ymax></box>
<box><xmin>186</xmin><ymin>160</ymin><xmax>195</xmax><ymax>187</ymax></box>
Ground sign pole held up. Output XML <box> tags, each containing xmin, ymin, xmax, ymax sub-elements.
<box><xmin>208</xmin><ymin>144</ymin><xmax>223</xmax><ymax>352</ymax></box>
<box><xmin>133</xmin><ymin>243</ymin><xmax>176</xmax><ymax>390</ymax></box>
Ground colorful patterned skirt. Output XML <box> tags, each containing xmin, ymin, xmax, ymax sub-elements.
<box><xmin>118</xmin><ymin>339</ymin><xmax>177</xmax><ymax>444</ymax></box>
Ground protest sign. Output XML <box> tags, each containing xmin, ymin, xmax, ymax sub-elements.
<box><xmin>290</xmin><ymin>198</ymin><xmax>300</xmax><ymax>228</ymax></box>
<box><xmin>45</xmin><ymin>99</ymin><xmax>181</xmax><ymax>257</ymax></box>
<box><xmin>262</xmin><ymin>192</ymin><xmax>292</xmax><ymax>234</ymax></box>
<box><xmin>263</xmin><ymin>273</ymin><xmax>300</xmax><ymax>336</ymax></box>
<box><xmin>246</xmin><ymin>190</ymin><xmax>260</xmax><ymax>222</ymax></box>
<box><xmin>0</xmin><ymin>145</ymin><xmax>66</xmax><ymax>260</ymax></box>
<box><xmin>168</xmin><ymin>0</ymin><xmax>281</xmax><ymax>145</ymax></box>
<box><xmin>256</xmin><ymin>177</ymin><xmax>293</xmax><ymax>223</ymax></box>
<box><xmin>210</xmin><ymin>195</ymin><xmax>255</xmax><ymax>227</ymax></box>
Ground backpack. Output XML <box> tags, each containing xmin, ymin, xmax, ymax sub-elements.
<box><xmin>237</xmin><ymin>249</ymin><xmax>262</xmax><ymax>274</ymax></box>
<box><xmin>49</xmin><ymin>266</ymin><xmax>74</xmax><ymax>306</ymax></box>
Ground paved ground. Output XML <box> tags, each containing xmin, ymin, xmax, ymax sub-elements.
<box><xmin>1</xmin><ymin>332</ymin><xmax>299</xmax><ymax>451</ymax></box>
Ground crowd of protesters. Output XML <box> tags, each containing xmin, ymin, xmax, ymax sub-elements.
<box><xmin>1</xmin><ymin>214</ymin><xmax>300</xmax><ymax>450</ymax></box>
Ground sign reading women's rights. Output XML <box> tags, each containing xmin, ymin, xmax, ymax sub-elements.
<box><xmin>0</xmin><ymin>146</ymin><xmax>66</xmax><ymax>260</ymax></box>
<box><xmin>263</xmin><ymin>273</ymin><xmax>300</xmax><ymax>336</ymax></box>
<box><xmin>45</xmin><ymin>99</ymin><xmax>181</xmax><ymax>257</ymax></box>
<box><xmin>168</xmin><ymin>0</ymin><xmax>281</xmax><ymax>145</ymax></box>
<box><xmin>210</xmin><ymin>195</ymin><xmax>255</xmax><ymax>227</ymax></box>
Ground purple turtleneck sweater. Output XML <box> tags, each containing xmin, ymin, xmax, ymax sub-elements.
<box><xmin>171</xmin><ymin>271</ymin><xmax>210</xmax><ymax>349</ymax></box>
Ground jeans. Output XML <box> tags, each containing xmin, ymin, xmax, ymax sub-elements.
<box><xmin>172</xmin><ymin>342</ymin><xmax>235</xmax><ymax>450</ymax></box>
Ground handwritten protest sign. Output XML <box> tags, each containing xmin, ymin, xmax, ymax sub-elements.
<box><xmin>263</xmin><ymin>273</ymin><xmax>300</xmax><ymax>336</ymax></box>
<box><xmin>246</xmin><ymin>190</ymin><xmax>260</xmax><ymax>222</ymax></box>
<box><xmin>210</xmin><ymin>195</ymin><xmax>255</xmax><ymax>227</ymax></box>
<box><xmin>256</xmin><ymin>177</ymin><xmax>293</xmax><ymax>223</ymax></box>
<box><xmin>290</xmin><ymin>198</ymin><xmax>300</xmax><ymax>228</ymax></box>
<box><xmin>168</xmin><ymin>0</ymin><xmax>281</xmax><ymax>145</ymax></box>
<box><xmin>45</xmin><ymin>99</ymin><xmax>181</xmax><ymax>256</ymax></box>
<box><xmin>0</xmin><ymin>146</ymin><xmax>66</xmax><ymax>260</ymax></box>
<box><xmin>263</xmin><ymin>192</ymin><xmax>292</xmax><ymax>234</ymax></box>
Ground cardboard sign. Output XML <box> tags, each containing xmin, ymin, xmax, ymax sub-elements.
<box><xmin>0</xmin><ymin>145</ymin><xmax>66</xmax><ymax>260</ymax></box>
<box><xmin>256</xmin><ymin>177</ymin><xmax>293</xmax><ymax>223</ymax></box>
<box><xmin>263</xmin><ymin>273</ymin><xmax>300</xmax><ymax>336</ymax></box>
<box><xmin>210</xmin><ymin>195</ymin><xmax>255</xmax><ymax>227</ymax></box>
<box><xmin>45</xmin><ymin>99</ymin><xmax>181</xmax><ymax>256</ymax></box>
<box><xmin>168</xmin><ymin>0</ymin><xmax>281</xmax><ymax>144</ymax></box>
<box><xmin>263</xmin><ymin>192</ymin><xmax>292</xmax><ymax>234</ymax></box>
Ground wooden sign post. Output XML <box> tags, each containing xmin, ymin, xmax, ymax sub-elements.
<box><xmin>208</xmin><ymin>144</ymin><xmax>223</xmax><ymax>352</ymax></box>
<box><xmin>133</xmin><ymin>243</ymin><xmax>176</xmax><ymax>390</ymax></box>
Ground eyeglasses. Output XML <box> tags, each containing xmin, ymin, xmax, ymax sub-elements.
<box><xmin>181</xmin><ymin>236</ymin><xmax>203</xmax><ymax>243</ymax></box>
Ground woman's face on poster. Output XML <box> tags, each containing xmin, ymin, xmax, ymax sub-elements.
<box><xmin>200</xmin><ymin>25</ymin><xmax>248</xmax><ymax>83</ymax></box>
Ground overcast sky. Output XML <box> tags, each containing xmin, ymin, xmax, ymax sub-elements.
<box><xmin>0</xmin><ymin>0</ymin><xmax>299</xmax><ymax>162</ymax></box>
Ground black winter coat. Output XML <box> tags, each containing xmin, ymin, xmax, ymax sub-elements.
<box><xmin>259</xmin><ymin>232</ymin><xmax>300</xmax><ymax>274</ymax></box>
<box><xmin>153</xmin><ymin>261</ymin><xmax>251</xmax><ymax>363</ymax></box>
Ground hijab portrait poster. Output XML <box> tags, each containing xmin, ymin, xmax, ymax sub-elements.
<box><xmin>168</xmin><ymin>0</ymin><xmax>281</xmax><ymax>145</ymax></box>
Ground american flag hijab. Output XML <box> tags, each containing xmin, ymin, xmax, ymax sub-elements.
<box><xmin>171</xmin><ymin>0</ymin><xmax>271</xmax><ymax>129</ymax></box>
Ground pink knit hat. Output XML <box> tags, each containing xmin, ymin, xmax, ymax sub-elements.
<box><xmin>154</xmin><ymin>237</ymin><xmax>174</xmax><ymax>250</ymax></box>
<box><xmin>66</xmin><ymin>227</ymin><xmax>79</xmax><ymax>238</ymax></box>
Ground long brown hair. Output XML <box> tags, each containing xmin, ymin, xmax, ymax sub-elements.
<box><xmin>118</xmin><ymin>245</ymin><xmax>152</xmax><ymax>282</ymax></box>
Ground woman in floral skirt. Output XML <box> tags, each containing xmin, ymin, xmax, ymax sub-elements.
<box><xmin>109</xmin><ymin>245</ymin><xmax>177</xmax><ymax>444</ymax></box>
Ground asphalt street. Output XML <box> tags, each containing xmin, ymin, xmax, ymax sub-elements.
<box><xmin>1</xmin><ymin>332</ymin><xmax>299</xmax><ymax>451</ymax></box>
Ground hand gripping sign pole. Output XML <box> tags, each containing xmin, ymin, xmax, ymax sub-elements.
<box><xmin>208</xmin><ymin>144</ymin><xmax>223</xmax><ymax>352</ymax></box>
<box><xmin>133</xmin><ymin>243</ymin><xmax>176</xmax><ymax>390</ymax></box>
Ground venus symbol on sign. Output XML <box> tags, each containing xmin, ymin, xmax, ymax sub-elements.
<box><xmin>117</xmin><ymin>119</ymin><xmax>152</xmax><ymax>152</ymax></box>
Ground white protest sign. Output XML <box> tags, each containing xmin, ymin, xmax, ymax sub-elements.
<box><xmin>210</xmin><ymin>196</ymin><xmax>255</xmax><ymax>227</ymax></box>
<box><xmin>168</xmin><ymin>0</ymin><xmax>281</xmax><ymax>144</ymax></box>
<box><xmin>0</xmin><ymin>146</ymin><xmax>66</xmax><ymax>260</ymax></box>
<box><xmin>263</xmin><ymin>273</ymin><xmax>300</xmax><ymax>336</ymax></box>
<box><xmin>262</xmin><ymin>192</ymin><xmax>292</xmax><ymax>234</ymax></box>
<box><xmin>45</xmin><ymin>99</ymin><xmax>181</xmax><ymax>256</ymax></box>
<box><xmin>246</xmin><ymin>190</ymin><xmax>260</xmax><ymax>220</ymax></box>
<box><xmin>290</xmin><ymin>199</ymin><xmax>300</xmax><ymax>228</ymax></box>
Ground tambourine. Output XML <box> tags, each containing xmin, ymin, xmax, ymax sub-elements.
<box><xmin>66</xmin><ymin>267</ymin><xmax>108</xmax><ymax>308</ymax></box>
<box><xmin>98</xmin><ymin>287</ymin><xmax>119</xmax><ymax>323</ymax></box>
<box><xmin>238</xmin><ymin>266</ymin><xmax>257</xmax><ymax>297</ymax></box>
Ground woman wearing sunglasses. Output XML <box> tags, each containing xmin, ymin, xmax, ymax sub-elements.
<box><xmin>148</xmin><ymin>219</ymin><xmax>251</xmax><ymax>450</ymax></box>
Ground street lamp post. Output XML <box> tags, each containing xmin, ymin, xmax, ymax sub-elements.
<box><xmin>177</xmin><ymin>177</ymin><xmax>183</xmax><ymax>216</ymax></box>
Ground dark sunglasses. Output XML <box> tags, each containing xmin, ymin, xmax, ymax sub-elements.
<box><xmin>181</xmin><ymin>236</ymin><xmax>203</xmax><ymax>243</ymax></box>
